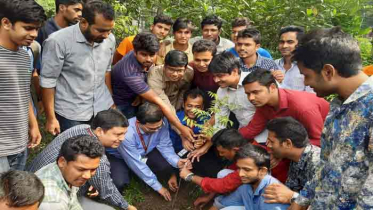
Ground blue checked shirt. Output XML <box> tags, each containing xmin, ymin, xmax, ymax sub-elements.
<box><xmin>26</xmin><ymin>124</ymin><xmax>129</xmax><ymax>210</ymax></box>
<box><xmin>239</xmin><ymin>53</ymin><xmax>278</xmax><ymax>73</ymax></box>
<box><xmin>295</xmin><ymin>76</ymin><xmax>373</xmax><ymax>209</ymax></box>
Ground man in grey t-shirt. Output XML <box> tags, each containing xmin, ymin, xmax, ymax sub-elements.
<box><xmin>40</xmin><ymin>1</ymin><xmax>116</xmax><ymax>135</ymax></box>
<box><xmin>0</xmin><ymin>0</ymin><xmax>45</xmax><ymax>173</ymax></box>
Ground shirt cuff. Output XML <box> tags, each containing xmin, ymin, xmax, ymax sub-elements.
<box><xmin>152</xmin><ymin>181</ymin><xmax>163</xmax><ymax>192</ymax></box>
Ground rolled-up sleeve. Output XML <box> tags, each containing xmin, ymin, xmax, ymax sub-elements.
<box><xmin>40</xmin><ymin>37</ymin><xmax>65</xmax><ymax>88</ymax></box>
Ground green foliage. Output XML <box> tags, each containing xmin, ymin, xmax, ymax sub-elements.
<box><xmin>36</xmin><ymin>0</ymin><xmax>55</xmax><ymax>18</ymax></box>
<box><xmin>358</xmin><ymin>37</ymin><xmax>373</xmax><ymax>66</ymax></box>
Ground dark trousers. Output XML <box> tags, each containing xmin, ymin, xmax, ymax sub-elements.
<box><xmin>190</xmin><ymin>146</ymin><xmax>224</xmax><ymax>178</ymax></box>
<box><xmin>107</xmin><ymin>148</ymin><xmax>175</xmax><ymax>193</ymax></box>
<box><xmin>56</xmin><ymin>113</ymin><xmax>93</xmax><ymax>133</ymax></box>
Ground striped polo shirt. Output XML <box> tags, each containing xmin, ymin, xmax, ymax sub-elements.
<box><xmin>0</xmin><ymin>46</ymin><xmax>32</xmax><ymax>157</ymax></box>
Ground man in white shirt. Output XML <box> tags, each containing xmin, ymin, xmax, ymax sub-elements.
<box><xmin>275</xmin><ymin>26</ymin><xmax>313</xmax><ymax>92</ymax></box>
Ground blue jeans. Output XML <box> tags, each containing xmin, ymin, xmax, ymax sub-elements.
<box><xmin>0</xmin><ymin>149</ymin><xmax>28</xmax><ymax>173</ymax></box>
<box><xmin>56</xmin><ymin>113</ymin><xmax>93</xmax><ymax>133</ymax></box>
<box><xmin>116</xmin><ymin>104</ymin><xmax>137</xmax><ymax>119</ymax></box>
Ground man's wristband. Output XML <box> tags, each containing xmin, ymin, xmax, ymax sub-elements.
<box><xmin>290</xmin><ymin>192</ymin><xmax>299</xmax><ymax>203</ymax></box>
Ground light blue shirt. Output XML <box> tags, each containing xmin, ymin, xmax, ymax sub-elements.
<box><xmin>106</xmin><ymin>117</ymin><xmax>180</xmax><ymax>191</ymax></box>
<box><xmin>216</xmin><ymin>175</ymin><xmax>289</xmax><ymax>210</ymax></box>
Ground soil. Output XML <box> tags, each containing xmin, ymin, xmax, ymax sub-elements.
<box><xmin>133</xmin><ymin>181</ymin><xmax>212</xmax><ymax>210</ymax></box>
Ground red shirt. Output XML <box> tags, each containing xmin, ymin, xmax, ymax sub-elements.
<box><xmin>239</xmin><ymin>89</ymin><xmax>330</xmax><ymax>146</ymax></box>
<box><xmin>200</xmin><ymin>141</ymin><xmax>289</xmax><ymax>194</ymax></box>
<box><xmin>200</xmin><ymin>162</ymin><xmax>241</xmax><ymax>194</ymax></box>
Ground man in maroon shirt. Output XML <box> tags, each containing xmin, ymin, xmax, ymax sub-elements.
<box><xmin>240</xmin><ymin>68</ymin><xmax>329</xmax><ymax>146</ymax></box>
<box><xmin>191</xmin><ymin>39</ymin><xmax>219</xmax><ymax>92</ymax></box>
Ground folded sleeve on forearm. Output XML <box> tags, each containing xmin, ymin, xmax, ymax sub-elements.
<box><xmin>200</xmin><ymin>170</ymin><xmax>242</xmax><ymax>194</ymax></box>
<box><xmin>40</xmin><ymin>38</ymin><xmax>65</xmax><ymax>88</ymax></box>
<box><xmin>238</xmin><ymin>110</ymin><xmax>267</xmax><ymax>140</ymax></box>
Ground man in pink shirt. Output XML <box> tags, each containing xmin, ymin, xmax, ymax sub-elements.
<box><xmin>239</xmin><ymin>68</ymin><xmax>329</xmax><ymax>146</ymax></box>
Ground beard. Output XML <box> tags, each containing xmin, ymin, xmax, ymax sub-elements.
<box><xmin>83</xmin><ymin>26</ymin><xmax>104</xmax><ymax>43</ymax></box>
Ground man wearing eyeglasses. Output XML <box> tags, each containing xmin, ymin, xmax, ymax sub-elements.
<box><xmin>148</xmin><ymin>50</ymin><xmax>194</xmax><ymax>114</ymax></box>
<box><xmin>106</xmin><ymin>102</ymin><xmax>190</xmax><ymax>202</ymax></box>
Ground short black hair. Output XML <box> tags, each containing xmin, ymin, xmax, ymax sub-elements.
<box><xmin>183</xmin><ymin>88</ymin><xmax>207</xmax><ymax>108</ymax></box>
<box><xmin>266</xmin><ymin>117</ymin><xmax>309</xmax><ymax>148</ymax></box>
<box><xmin>293</xmin><ymin>27</ymin><xmax>362</xmax><ymax>78</ymax></box>
<box><xmin>136</xmin><ymin>102</ymin><xmax>164</xmax><ymax>124</ymax></box>
<box><xmin>91</xmin><ymin>109</ymin><xmax>129</xmax><ymax>131</ymax></box>
<box><xmin>212</xmin><ymin>128</ymin><xmax>247</xmax><ymax>149</ymax></box>
<box><xmin>133</xmin><ymin>32</ymin><xmax>160</xmax><ymax>54</ymax></box>
<box><xmin>192</xmin><ymin>39</ymin><xmax>217</xmax><ymax>56</ymax></box>
<box><xmin>231</xmin><ymin>17</ymin><xmax>252</xmax><ymax>28</ymax></box>
<box><xmin>236</xmin><ymin>144</ymin><xmax>270</xmax><ymax>170</ymax></box>
<box><xmin>153</xmin><ymin>14</ymin><xmax>173</xmax><ymax>26</ymax></box>
<box><xmin>164</xmin><ymin>50</ymin><xmax>188</xmax><ymax>67</ymax></box>
<box><xmin>279</xmin><ymin>25</ymin><xmax>304</xmax><ymax>40</ymax></box>
<box><xmin>55</xmin><ymin>0</ymin><xmax>83</xmax><ymax>13</ymax></box>
<box><xmin>82</xmin><ymin>0</ymin><xmax>114</xmax><ymax>25</ymax></box>
<box><xmin>201</xmin><ymin>15</ymin><xmax>222</xmax><ymax>30</ymax></box>
<box><xmin>0</xmin><ymin>0</ymin><xmax>46</xmax><ymax>24</ymax></box>
<box><xmin>0</xmin><ymin>170</ymin><xmax>44</xmax><ymax>207</ymax></box>
<box><xmin>57</xmin><ymin>135</ymin><xmax>104</xmax><ymax>162</ymax></box>
<box><xmin>208</xmin><ymin>51</ymin><xmax>240</xmax><ymax>74</ymax></box>
<box><xmin>237</xmin><ymin>27</ymin><xmax>261</xmax><ymax>44</ymax></box>
<box><xmin>173</xmin><ymin>17</ymin><xmax>192</xmax><ymax>32</ymax></box>
<box><xmin>242</xmin><ymin>68</ymin><xmax>277</xmax><ymax>88</ymax></box>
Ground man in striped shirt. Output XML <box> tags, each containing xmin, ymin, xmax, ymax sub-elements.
<box><xmin>0</xmin><ymin>0</ymin><xmax>46</xmax><ymax>173</ymax></box>
<box><xmin>27</xmin><ymin>109</ymin><xmax>137</xmax><ymax>210</ymax></box>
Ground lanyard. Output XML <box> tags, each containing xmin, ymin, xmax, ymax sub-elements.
<box><xmin>135</xmin><ymin>122</ymin><xmax>151</xmax><ymax>153</ymax></box>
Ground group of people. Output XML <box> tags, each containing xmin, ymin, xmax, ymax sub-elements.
<box><xmin>0</xmin><ymin>0</ymin><xmax>372</xmax><ymax>210</ymax></box>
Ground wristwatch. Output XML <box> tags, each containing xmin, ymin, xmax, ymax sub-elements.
<box><xmin>185</xmin><ymin>173</ymin><xmax>195</xmax><ymax>182</ymax></box>
<box><xmin>290</xmin><ymin>192</ymin><xmax>299</xmax><ymax>203</ymax></box>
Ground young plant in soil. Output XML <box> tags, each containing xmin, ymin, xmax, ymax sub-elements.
<box><xmin>183</xmin><ymin>91</ymin><xmax>240</xmax><ymax>147</ymax></box>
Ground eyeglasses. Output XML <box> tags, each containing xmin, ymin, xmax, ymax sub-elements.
<box><xmin>142</xmin><ymin>121</ymin><xmax>165</xmax><ymax>133</ymax></box>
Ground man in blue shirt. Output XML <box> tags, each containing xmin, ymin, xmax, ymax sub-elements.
<box><xmin>227</xmin><ymin>17</ymin><xmax>272</xmax><ymax>59</ymax></box>
<box><xmin>106</xmin><ymin>102</ymin><xmax>189</xmax><ymax>202</ymax></box>
<box><xmin>211</xmin><ymin>144</ymin><xmax>289</xmax><ymax>210</ymax></box>
<box><xmin>169</xmin><ymin>88</ymin><xmax>223</xmax><ymax>177</ymax></box>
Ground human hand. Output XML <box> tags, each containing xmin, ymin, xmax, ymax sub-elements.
<box><xmin>127</xmin><ymin>205</ymin><xmax>137</xmax><ymax>210</ymax></box>
<box><xmin>158</xmin><ymin>187</ymin><xmax>172</xmax><ymax>201</ymax></box>
<box><xmin>179</xmin><ymin>167</ymin><xmax>192</xmax><ymax>180</ymax></box>
<box><xmin>270</xmin><ymin>155</ymin><xmax>282</xmax><ymax>169</ymax></box>
<box><xmin>111</xmin><ymin>104</ymin><xmax>117</xmax><ymax>109</ymax></box>
<box><xmin>272</xmin><ymin>70</ymin><xmax>284</xmax><ymax>83</ymax></box>
<box><xmin>177</xmin><ymin>158</ymin><xmax>192</xmax><ymax>169</ymax></box>
<box><xmin>182</xmin><ymin>136</ymin><xmax>195</xmax><ymax>151</ymax></box>
<box><xmin>263</xmin><ymin>183</ymin><xmax>293</xmax><ymax>204</ymax></box>
<box><xmin>194</xmin><ymin>193</ymin><xmax>215</xmax><ymax>209</ymax></box>
<box><xmin>168</xmin><ymin>174</ymin><xmax>178</xmax><ymax>192</ymax></box>
<box><xmin>46</xmin><ymin>117</ymin><xmax>60</xmax><ymax>135</ymax></box>
<box><xmin>87</xmin><ymin>185</ymin><xmax>99</xmax><ymax>198</ymax></box>
<box><xmin>193</xmin><ymin>134</ymin><xmax>207</xmax><ymax>149</ymax></box>
<box><xmin>28</xmin><ymin>125</ymin><xmax>42</xmax><ymax>148</ymax></box>
<box><xmin>179</xmin><ymin>125</ymin><xmax>195</xmax><ymax>143</ymax></box>
<box><xmin>189</xmin><ymin>141</ymin><xmax>212</xmax><ymax>163</ymax></box>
